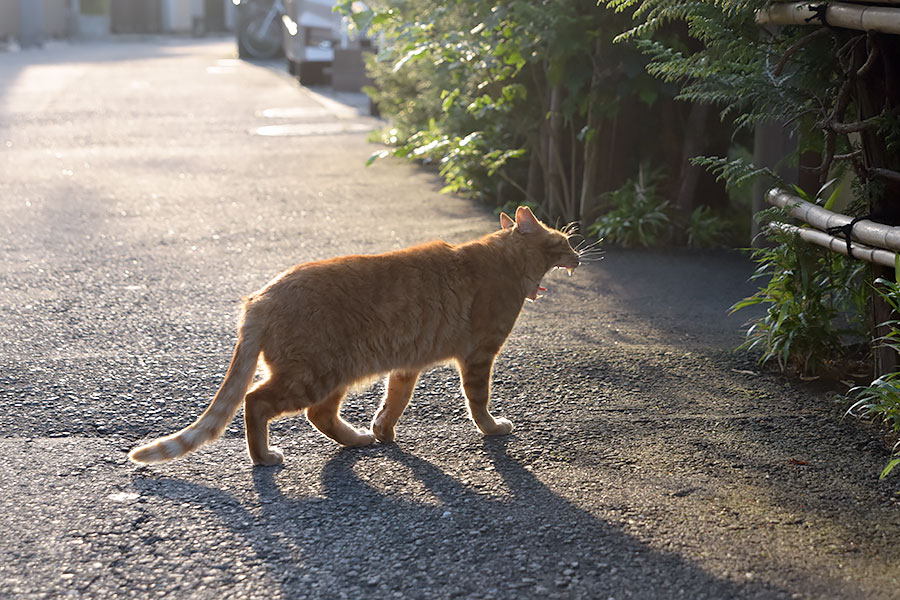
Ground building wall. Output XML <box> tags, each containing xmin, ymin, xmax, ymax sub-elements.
<box><xmin>0</xmin><ymin>0</ymin><xmax>234</xmax><ymax>40</ymax></box>
<box><xmin>0</xmin><ymin>0</ymin><xmax>68</xmax><ymax>42</ymax></box>
<box><xmin>0</xmin><ymin>0</ymin><xmax>21</xmax><ymax>41</ymax></box>
<box><xmin>42</xmin><ymin>0</ymin><xmax>69</xmax><ymax>37</ymax></box>
<box><xmin>162</xmin><ymin>0</ymin><xmax>193</xmax><ymax>32</ymax></box>
<box><xmin>162</xmin><ymin>0</ymin><xmax>235</xmax><ymax>33</ymax></box>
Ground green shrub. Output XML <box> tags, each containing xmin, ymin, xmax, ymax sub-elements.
<box><xmin>846</xmin><ymin>276</ymin><xmax>900</xmax><ymax>479</ymax></box>
<box><xmin>685</xmin><ymin>205</ymin><xmax>730</xmax><ymax>249</ymax></box>
<box><xmin>587</xmin><ymin>166</ymin><xmax>670</xmax><ymax>247</ymax></box>
<box><xmin>347</xmin><ymin>0</ymin><xmax>678</xmax><ymax>224</ymax></box>
<box><xmin>730</xmin><ymin>212</ymin><xmax>868</xmax><ymax>375</ymax></box>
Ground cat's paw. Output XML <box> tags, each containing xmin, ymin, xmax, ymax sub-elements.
<box><xmin>482</xmin><ymin>418</ymin><xmax>514</xmax><ymax>436</ymax></box>
<box><xmin>345</xmin><ymin>430</ymin><xmax>377</xmax><ymax>448</ymax></box>
<box><xmin>252</xmin><ymin>447</ymin><xmax>284</xmax><ymax>467</ymax></box>
<box><xmin>372</xmin><ymin>419</ymin><xmax>396</xmax><ymax>443</ymax></box>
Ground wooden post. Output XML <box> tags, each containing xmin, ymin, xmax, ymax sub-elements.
<box><xmin>852</xmin><ymin>32</ymin><xmax>900</xmax><ymax>377</ymax></box>
<box><xmin>873</xmin><ymin>273</ymin><xmax>898</xmax><ymax>377</ymax></box>
<box><xmin>752</xmin><ymin>121</ymin><xmax>796</xmax><ymax>244</ymax></box>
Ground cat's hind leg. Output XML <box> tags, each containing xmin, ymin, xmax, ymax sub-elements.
<box><xmin>372</xmin><ymin>369</ymin><xmax>419</xmax><ymax>443</ymax></box>
<box><xmin>459</xmin><ymin>355</ymin><xmax>513</xmax><ymax>436</ymax></box>
<box><xmin>244</xmin><ymin>379</ymin><xmax>288</xmax><ymax>466</ymax></box>
<box><xmin>306</xmin><ymin>388</ymin><xmax>376</xmax><ymax>447</ymax></box>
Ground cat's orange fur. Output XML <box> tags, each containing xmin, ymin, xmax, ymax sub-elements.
<box><xmin>128</xmin><ymin>206</ymin><xmax>579</xmax><ymax>466</ymax></box>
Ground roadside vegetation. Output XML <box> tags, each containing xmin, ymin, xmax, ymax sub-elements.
<box><xmin>344</xmin><ymin>0</ymin><xmax>739</xmax><ymax>247</ymax></box>
<box><xmin>610</xmin><ymin>0</ymin><xmax>900</xmax><ymax>478</ymax></box>
<box><xmin>609</xmin><ymin>0</ymin><xmax>900</xmax><ymax>478</ymax></box>
<box><xmin>347</xmin><ymin>0</ymin><xmax>900</xmax><ymax>477</ymax></box>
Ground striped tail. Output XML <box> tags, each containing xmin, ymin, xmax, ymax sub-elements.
<box><xmin>128</xmin><ymin>312</ymin><xmax>262</xmax><ymax>464</ymax></box>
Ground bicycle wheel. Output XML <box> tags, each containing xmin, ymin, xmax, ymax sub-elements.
<box><xmin>239</xmin><ymin>12</ymin><xmax>282</xmax><ymax>59</ymax></box>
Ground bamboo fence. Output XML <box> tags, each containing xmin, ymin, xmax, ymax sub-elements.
<box><xmin>757</xmin><ymin>2</ymin><xmax>900</xmax><ymax>34</ymax></box>
<box><xmin>769</xmin><ymin>222</ymin><xmax>899</xmax><ymax>267</ymax></box>
<box><xmin>766</xmin><ymin>188</ymin><xmax>900</xmax><ymax>267</ymax></box>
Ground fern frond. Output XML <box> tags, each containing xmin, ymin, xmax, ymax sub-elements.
<box><xmin>690</xmin><ymin>155</ymin><xmax>776</xmax><ymax>189</ymax></box>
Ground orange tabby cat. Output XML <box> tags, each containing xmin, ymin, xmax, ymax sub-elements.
<box><xmin>129</xmin><ymin>206</ymin><xmax>580</xmax><ymax>466</ymax></box>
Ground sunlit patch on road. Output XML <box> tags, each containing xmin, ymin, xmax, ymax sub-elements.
<box><xmin>257</xmin><ymin>106</ymin><xmax>331</xmax><ymax>119</ymax></box>
<box><xmin>252</xmin><ymin>122</ymin><xmax>376</xmax><ymax>137</ymax></box>
<box><xmin>206</xmin><ymin>58</ymin><xmax>242</xmax><ymax>75</ymax></box>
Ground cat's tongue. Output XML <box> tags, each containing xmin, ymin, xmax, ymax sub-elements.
<box><xmin>527</xmin><ymin>285</ymin><xmax>548</xmax><ymax>302</ymax></box>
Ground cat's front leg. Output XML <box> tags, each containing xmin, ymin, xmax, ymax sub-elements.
<box><xmin>372</xmin><ymin>370</ymin><xmax>420</xmax><ymax>443</ymax></box>
<box><xmin>459</xmin><ymin>356</ymin><xmax>513</xmax><ymax>436</ymax></box>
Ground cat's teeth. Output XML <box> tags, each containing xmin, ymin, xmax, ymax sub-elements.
<box><xmin>566</xmin><ymin>267</ymin><xmax>574</xmax><ymax>276</ymax></box>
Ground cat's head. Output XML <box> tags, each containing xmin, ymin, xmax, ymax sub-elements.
<box><xmin>499</xmin><ymin>206</ymin><xmax>580</xmax><ymax>275</ymax></box>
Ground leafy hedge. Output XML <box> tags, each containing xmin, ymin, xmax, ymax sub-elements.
<box><xmin>616</xmin><ymin>0</ymin><xmax>900</xmax><ymax>476</ymax></box>
<box><xmin>348</xmin><ymin>0</ymin><xmax>733</xmax><ymax>236</ymax></box>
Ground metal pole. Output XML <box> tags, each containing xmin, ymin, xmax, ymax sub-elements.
<box><xmin>68</xmin><ymin>0</ymin><xmax>82</xmax><ymax>38</ymax></box>
<box><xmin>18</xmin><ymin>0</ymin><xmax>44</xmax><ymax>47</ymax></box>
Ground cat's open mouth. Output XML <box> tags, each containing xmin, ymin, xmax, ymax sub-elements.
<box><xmin>556</xmin><ymin>254</ymin><xmax>580</xmax><ymax>275</ymax></box>
<box><xmin>556</xmin><ymin>258</ymin><xmax>579</xmax><ymax>277</ymax></box>
<box><xmin>527</xmin><ymin>265</ymin><xmax>576</xmax><ymax>302</ymax></box>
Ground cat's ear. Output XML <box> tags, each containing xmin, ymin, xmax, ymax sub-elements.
<box><xmin>500</xmin><ymin>212</ymin><xmax>515</xmax><ymax>229</ymax></box>
<box><xmin>515</xmin><ymin>206</ymin><xmax>540</xmax><ymax>234</ymax></box>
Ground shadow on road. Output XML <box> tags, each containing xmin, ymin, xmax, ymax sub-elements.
<box><xmin>134</xmin><ymin>439</ymin><xmax>786</xmax><ymax>599</ymax></box>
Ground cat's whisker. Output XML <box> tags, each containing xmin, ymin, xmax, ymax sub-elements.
<box><xmin>576</xmin><ymin>246</ymin><xmax>605</xmax><ymax>263</ymax></box>
<box><xmin>574</xmin><ymin>242</ymin><xmax>598</xmax><ymax>255</ymax></box>
<box><xmin>576</xmin><ymin>238</ymin><xmax>602</xmax><ymax>252</ymax></box>
<box><xmin>561</xmin><ymin>221</ymin><xmax>581</xmax><ymax>238</ymax></box>
<box><xmin>576</xmin><ymin>247</ymin><xmax>602</xmax><ymax>259</ymax></box>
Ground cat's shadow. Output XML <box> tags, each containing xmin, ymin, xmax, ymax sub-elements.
<box><xmin>134</xmin><ymin>440</ymin><xmax>785</xmax><ymax>598</ymax></box>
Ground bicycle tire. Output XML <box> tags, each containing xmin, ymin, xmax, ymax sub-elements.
<box><xmin>239</xmin><ymin>12</ymin><xmax>282</xmax><ymax>59</ymax></box>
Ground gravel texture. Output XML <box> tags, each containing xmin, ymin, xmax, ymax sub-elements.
<box><xmin>0</xmin><ymin>37</ymin><xmax>898</xmax><ymax>599</ymax></box>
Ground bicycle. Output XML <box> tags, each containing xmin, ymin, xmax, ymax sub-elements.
<box><xmin>236</xmin><ymin>0</ymin><xmax>286</xmax><ymax>60</ymax></box>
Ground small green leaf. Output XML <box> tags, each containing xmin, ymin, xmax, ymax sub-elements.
<box><xmin>366</xmin><ymin>149</ymin><xmax>390</xmax><ymax>166</ymax></box>
<box><xmin>393</xmin><ymin>46</ymin><xmax>429</xmax><ymax>73</ymax></box>
<box><xmin>371</xmin><ymin>11</ymin><xmax>393</xmax><ymax>27</ymax></box>
<box><xmin>577</xmin><ymin>125</ymin><xmax>596</xmax><ymax>143</ymax></box>
<box><xmin>880</xmin><ymin>457</ymin><xmax>900</xmax><ymax>479</ymax></box>
<box><xmin>821</xmin><ymin>178</ymin><xmax>841</xmax><ymax>210</ymax></box>
<box><xmin>441</xmin><ymin>89</ymin><xmax>460</xmax><ymax>113</ymax></box>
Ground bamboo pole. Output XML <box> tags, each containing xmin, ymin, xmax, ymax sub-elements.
<box><xmin>770</xmin><ymin>222</ymin><xmax>899</xmax><ymax>267</ymax></box>
<box><xmin>767</xmin><ymin>188</ymin><xmax>900</xmax><ymax>252</ymax></box>
<box><xmin>768</xmin><ymin>0</ymin><xmax>900</xmax><ymax>5</ymax></box>
<box><xmin>757</xmin><ymin>2</ymin><xmax>900</xmax><ymax>34</ymax></box>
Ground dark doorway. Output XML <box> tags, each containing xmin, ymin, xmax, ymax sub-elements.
<box><xmin>205</xmin><ymin>0</ymin><xmax>227</xmax><ymax>32</ymax></box>
<box><xmin>111</xmin><ymin>0</ymin><xmax>162</xmax><ymax>34</ymax></box>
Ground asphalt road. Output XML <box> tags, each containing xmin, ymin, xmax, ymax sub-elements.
<box><xmin>1</xmin><ymin>38</ymin><xmax>898</xmax><ymax>599</ymax></box>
